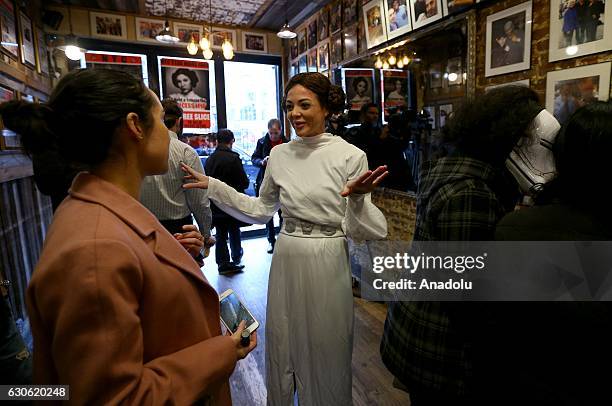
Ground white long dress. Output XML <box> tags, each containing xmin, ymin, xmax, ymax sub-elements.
<box><xmin>207</xmin><ymin>133</ymin><xmax>387</xmax><ymax>406</ymax></box>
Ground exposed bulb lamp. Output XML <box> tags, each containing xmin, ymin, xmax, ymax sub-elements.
<box><xmin>156</xmin><ymin>20</ymin><xmax>179</xmax><ymax>43</ymax></box>
<box><xmin>277</xmin><ymin>22</ymin><xmax>297</xmax><ymax>39</ymax></box>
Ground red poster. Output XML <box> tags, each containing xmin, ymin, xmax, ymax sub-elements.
<box><xmin>343</xmin><ymin>69</ymin><xmax>374</xmax><ymax>111</ymax></box>
<box><xmin>382</xmin><ymin>69</ymin><xmax>409</xmax><ymax>119</ymax></box>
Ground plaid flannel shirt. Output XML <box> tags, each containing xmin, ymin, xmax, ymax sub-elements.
<box><xmin>380</xmin><ymin>156</ymin><xmax>506</xmax><ymax>396</ymax></box>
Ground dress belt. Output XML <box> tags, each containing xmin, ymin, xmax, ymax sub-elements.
<box><xmin>281</xmin><ymin>218</ymin><xmax>345</xmax><ymax>238</ymax></box>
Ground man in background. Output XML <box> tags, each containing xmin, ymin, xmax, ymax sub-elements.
<box><xmin>140</xmin><ymin>99</ymin><xmax>213</xmax><ymax>264</ymax></box>
<box><xmin>252</xmin><ymin>119</ymin><xmax>287</xmax><ymax>253</ymax></box>
<box><xmin>205</xmin><ymin>129</ymin><xmax>250</xmax><ymax>274</ymax></box>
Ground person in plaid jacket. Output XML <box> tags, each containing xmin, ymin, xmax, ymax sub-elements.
<box><xmin>380</xmin><ymin>86</ymin><xmax>544</xmax><ymax>405</ymax></box>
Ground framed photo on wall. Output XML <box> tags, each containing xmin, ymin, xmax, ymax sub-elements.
<box><xmin>319</xmin><ymin>42</ymin><xmax>330</xmax><ymax>71</ymax></box>
<box><xmin>173</xmin><ymin>22</ymin><xmax>202</xmax><ymax>45</ymax></box>
<box><xmin>291</xmin><ymin>62</ymin><xmax>298</xmax><ymax>76</ymax></box>
<box><xmin>290</xmin><ymin>38</ymin><xmax>299</xmax><ymax>59</ymax></box>
<box><xmin>548</xmin><ymin>0</ymin><xmax>611</xmax><ymax>62</ymax></box>
<box><xmin>429</xmin><ymin>63</ymin><xmax>443</xmax><ymax>88</ymax></box>
<box><xmin>343</xmin><ymin>26</ymin><xmax>358</xmax><ymax>59</ymax></box>
<box><xmin>343</xmin><ymin>0</ymin><xmax>358</xmax><ymax>27</ymax></box>
<box><xmin>358</xmin><ymin>14</ymin><xmax>367</xmax><ymax>54</ymax></box>
<box><xmin>35</xmin><ymin>27</ymin><xmax>49</xmax><ymax>75</ymax></box>
<box><xmin>442</xmin><ymin>0</ymin><xmax>475</xmax><ymax>17</ymax></box>
<box><xmin>319</xmin><ymin>8</ymin><xmax>330</xmax><ymax>41</ymax></box>
<box><xmin>545</xmin><ymin>62</ymin><xmax>611</xmax><ymax>125</ymax></box>
<box><xmin>298</xmin><ymin>27</ymin><xmax>307</xmax><ymax>54</ymax></box>
<box><xmin>211</xmin><ymin>28</ymin><xmax>237</xmax><ymax>50</ymax></box>
<box><xmin>90</xmin><ymin>11</ymin><xmax>128</xmax><ymax>40</ymax></box>
<box><xmin>438</xmin><ymin>103</ymin><xmax>452</xmax><ymax>127</ymax></box>
<box><xmin>330</xmin><ymin>0</ymin><xmax>342</xmax><ymax>34</ymax></box>
<box><xmin>331</xmin><ymin>32</ymin><xmax>343</xmax><ymax>64</ymax></box>
<box><xmin>485</xmin><ymin>78</ymin><xmax>530</xmax><ymax>92</ymax></box>
<box><xmin>135</xmin><ymin>17</ymin><xmax>165</xmax><ymax>42</ymax></box>
<box><xmin>242</xmin><ymin>31</ymin><xmax>268</xmax><ymax>53</ymax></box>
<box><xmin>423</xmin><ymin>105</ymin><xmax>436</xmax><ymax>129</ymax></box>
<box><xmin>384</xmin><ymin>0</ymin><xmax>412</xmax><ymax>39</ymax></box>
<box><xmin>308</xmin><ymin>18</ymin><xmax>318</xmax><ymax>49</ymax></box>
<box><xmin>485</xmin><ymin>1</ymin><xmax>532</xmax><ymax>77</ymax></box>
<box><xmin>0</xmin><ymin>0</ymin><xmax>18</xmax><ymax>59</ymax></box>
<box><xmin>298</xmin><ymin>54</ymin><xmax>308</xmax><ymax>72</ymax></box>
<box><xmin>410</xmin><ymin>0</ymin><xmax>443</xmax><ymax>30</ymax></box>
<box><xmin>0</xmin><ymin>84</ymin><xmax>20</xmax><ymax>150</ymax></box>
<box><xmin>308</xmin><ymin>48</ymin><xmax>318</xmax><ymax>72</ymax></box>
<box><xmin>342</xmin><ymin>68</ymin><xmax>375</xmax><ymax>112</ymax></box>
<box><xmin>363</xmin><ymin>0</ymin><xmax>388</xmax><ymax>49</ymax></box>
<box><xmin>18</xmin><ymin>11</ymin><xmax>35</xmax><ymax>67</ymax></box>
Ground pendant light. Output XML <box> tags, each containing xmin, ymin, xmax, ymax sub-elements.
<box><xmin>277</xmin><ymin>1</ymin><xmax>296</xmax><ymax>39</ymax></box>
<box><xmin>156</xmin><ymin>0</ymin><xmax>179</xmax><ymax>43</ymax></box>
<box><xmin>58</xmin><ymin>5</ymin><xmax>86</xmax><ymax>61</ymax></box>
<box><xmin>202</xmin><ymin>0</ymin><xmax>214</xmax><ymax>59</ymax></box>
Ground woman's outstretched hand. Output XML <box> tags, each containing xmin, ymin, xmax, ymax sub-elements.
<box><xmin>340</xmin><ymin>165</ymin><xmax>388</xmax><ymax>197</ymax></box>
<box><xmin>181</xmin><ymin>162</ymin><xmax>210</xmax><ymax>189</ymax></box>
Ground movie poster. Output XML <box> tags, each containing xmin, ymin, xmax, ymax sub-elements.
<box><xmin>85</xmin><ymin>52</ymin><xmax>144</xmax><ymax>82</ymax></box>
<box><xmin>159</xmin><ymin>57</ymin><xmax>211</xmax><ymax>130</ymax></box>
<box><xmin>382</xmin><ymin>69</ymin><xmax>409</xmax><ymax>120</ymax></box>
<box><xmin>343</xmin><ymin>68</ymin><xmax>374</xmax><ymax>111</ymax></box>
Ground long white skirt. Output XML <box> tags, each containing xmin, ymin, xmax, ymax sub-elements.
<box><xmin>265</xmin><ymin>229</ymin><xmax>354</xmax><ymax>406</ymax></box>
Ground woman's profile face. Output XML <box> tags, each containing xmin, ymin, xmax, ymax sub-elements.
<box><xmin>175</xmin><ymin>74</ymin><xmax>193</xmax><ymax>94</ymax></box>
<box><xmin>356</xmin><ymin>80</ymin><xmax>367</xmax><ymax>95</ymax></box>
<box><xmin>285</xmin><ymin>84</ymin><xmax>328</xmax><ymax>138</ymax></box>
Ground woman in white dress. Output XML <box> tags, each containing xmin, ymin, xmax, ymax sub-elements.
<box><xmin>182</xmin><ymin>72</ymin><xmax>388</xmax><ymax>405</ymax></box>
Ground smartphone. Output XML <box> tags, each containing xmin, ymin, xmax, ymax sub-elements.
<box><xmin>219</xmin><ymin>289</ymin><xmax>259</xmax><ymax>334</ymax></box>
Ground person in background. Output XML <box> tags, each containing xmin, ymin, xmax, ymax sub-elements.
<box><xmin>562</xmin><ymin>0</ymin><xmax>579</xmax><ymax>46</ymax></box>
<box><xmin>252</xmin><ymin>118</ymin><xmax>287</xmax><ymax>253</ymax></box>
<box><xmin>381</xmin><ymin>86</ymin><xmax>545</xmax><ymax>405</ymax></box>
<box><xmin>140</xmin><ymin>99</ymin><xmax>214</xmax><ymax>265</ymax></box>
<box><xmin>204</xmin><ymin>129</ymin><xmax>250</xmax><ymax>274</ymax></box>
<box><xmin>13</xmin><ymin>69</ymin><xmax>255</xmax><ymax>404</ymax></box>
<box><xmin>344</xmin><ymin>103</ymin><xmax>381</xmax><ymax>155</ymax></box>
<box><xmin>181</xmin><ymin>72</ymin><xmax>387</xmax><ymax>405</ymax></box>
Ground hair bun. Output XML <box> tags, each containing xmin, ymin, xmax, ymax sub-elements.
<box><xmin>327</xmin><ymin>85</ymin><xmax>346</xmax><ymax>114</ymax></box>
<box><xmin>0</xmin><ymin>100</ymin><xmax>56</xmax><ymax>155</ymax></box>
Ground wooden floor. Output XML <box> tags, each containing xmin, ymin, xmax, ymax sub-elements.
<box><xmin>202</xmin><ymin>236</ymin><xmax>411</xmax><ymax>406</ymax></box>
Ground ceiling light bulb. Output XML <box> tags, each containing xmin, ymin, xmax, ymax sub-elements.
<box><xmin>187</xmin><ymin>37</ymin><xmax>199</xmax><ymax>55</ymax></box>
<box><xmin>397</xmin><ymin>60</ymin><xmax>404</xmax><ymax>69</ymax></box>
<box><xmin>402</xmin><ymin>55</ymin><xmax>409</xmax><ymax>65</ymax></box>
<box><xmin>388</xmin><ymin>55</ymin><xmax>396</xmax><ymax>65</ymax></box>
<box><xmin>448</xmin><ymin>73</ymin><xmax>458</xmax><ymax>82</ymax></box>
<box><xmin>203</xmin><ymin>48</ymin><xmax>213</xmax><ymax>59</ymax></box>
<box><xmin>155</xmin><ymin>21</ymin><xmax>179</xmax><ymax>43</ymax></box>
<box><xmin>277</xmin><ymin>22</ymin><xmax>297</xmax><ymax>39</ymax></box>
<box><xmin>375</xmin><ymin>57</ymin><xmax>383</xmax><ymax>69</ymax></box>
<box><xmin>382</xmin><ymin>61</ymin><xmax>390</xmax><ymax>69</ymax></box>
<box><xmin>65</xmin><ymin>45</ymin><xmax>83</xmax><ymax>61</ymax></box>
<box><xmin>199</xmin><ymin>36</ymin><xmax>211</xmax><ymax>50</ymax></box>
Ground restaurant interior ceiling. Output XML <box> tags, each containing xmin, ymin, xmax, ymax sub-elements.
<box><xmin>48</xmin><ymin>0</ymin><xmax>331</xmax><ymax>31</ymax></box>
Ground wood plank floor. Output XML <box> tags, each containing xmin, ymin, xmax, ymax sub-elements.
<box><xmin>202</xmin><ymin>236</ymin><xmax>411</xmax><ymax>405</ymax></box>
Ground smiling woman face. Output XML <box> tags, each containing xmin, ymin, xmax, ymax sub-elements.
<box><xmin>285</xmin><ymin>84</ymin><xmax>328</xmax><ymax>138</ymax></box>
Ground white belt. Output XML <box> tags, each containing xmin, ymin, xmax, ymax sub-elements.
<box><xmin>281</xmin><ymin>218</ymin><xmax>345</xmax><ymax>238</ymax></box>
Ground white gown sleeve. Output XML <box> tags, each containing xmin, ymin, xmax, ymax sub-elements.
<box><xmin>341</xmin><ymin>152</ymin><xmax>388</xmax><ymax>241</ymax></box>
<box><xmin>207</xmin><ymin>155</ymin><xmax>280</xmax><ymax>225</ymax></box>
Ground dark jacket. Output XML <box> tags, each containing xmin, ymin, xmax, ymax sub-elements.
<box><xmin>204</xmin><ymin>145</ymin><xmax>249</xmax><ymax>223</ymax></box>
<box><xmin>251</xmin><ymin>133</ymin><xmax>287</xmax><ymax>194</ymax></box>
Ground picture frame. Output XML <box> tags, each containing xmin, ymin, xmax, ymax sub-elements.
<box><xmin>384</xmin><ymin>0</ymin><xmax>412</xmax><ymax>40</ymax></box>
<box><xmin>545</xmin><ymin>62</ymin><xmax>611</xmax><ymax>125</ymax></box>
<box><xmin>358</xmin><ymin>14</ymin><xmax>367</xmax><ymax>54</ymax></box>
<box><xmin>548</xmin><ymin>0</ymin><xmax>611</xmax><ymax>62</ymax></box>
<box><xmin>331</xmin><ymin>32</ymin><xmax>343</xmax><ymax>64</ymax></box>
<box><xmin>318</xmin><ymin>7</ymin><xmax>330</xmax><ymax>41</ymax></box>
<box><xmin>485</xmin><ymin>1</ymin><xmax>532</xmax><ymax>77</ymax></box>
<box><xmin>90</xmin><ymin>11</ymin><xmax>128</xmax><ymax>40</ymax></box>
<box><xmin>34</xmin><ymin>26</ymin><xmax>49</xmax><ymax>75</ymax></box>
<box><xmin>485</xmin><ymin>78</ymin><xmax>530</xmax><ymax>92</ymax></box>
<box><xmin>381</xmin><ymin>69</ymin><xmax>409</xmax><ymax>121</ymax></box>
<box><xmin>298</xmin><ymin>27</ymin><xmax>307</xmax><ymax>54</ymax></box>
<box><xmin>342</xmin><ymin>68</ymin><xmax>375</xmax><ymax>113</ymax></box>
<box><xmin>173</xmin><ymin>22</ymin><xmax>203</xmax><ymax>45</ymax></box>
<box><xmin>343</xmin><ymin>26</ymin><xmax>358</xmax><ymax>60</ymax></box>
<box><xmin>308</xmin><ymin>48</ymin><xmax>318</xmax><ymax>72</ymax></box>
<box><xmin>330</xmin><ymin>0</ymin><xmax>342</xmax><ymax>34</ymax></box>
<box><xmin>0</xmin><ymin>0</ymin><xmax>18</xmax><ymax>59</ymax></box>
<box><xmin>363</xmin><ymin>0</ymin><xmax>388</xmax><ymax>49</ymax></box>
<box><xmin>423</xmin><ymin>105</ymin><xmax>436</xmax><ymax>129</ymax></box>
<box><xmin>291</xmin><ymin>62</ymin><xmax>298</xmax><ymax>77</ymax></box>
<box><xmin>0</xmin><ymin>84</ymin><xmax>20</xmax><ymax>150</ymax></box>
<box><xmin>298</xmin><ymin>54</ymin><xmax>308</xmax><ymax>72</ymax></box>
<box><xmin>308</xmin><ymin>18</ymin><xmax>318</xmax><ymax>49</ymax></box>
<box><xmin>319</xmin><ymin>42</ymin><xmax>330</xmax><ymax>71</ymax></box>
<box><xmin>18</xmin><ymin>11</ymin><xmax>35</xmax><ymax>68</ymax></box>
<box><xmin>343</xmin><ymin>0</ymin><xmax>358</xmax><ymax>27</ymax></box>
<box><xmin>429</xmin><ymin>63</ymin><xmax>443</xmax><ymax>88</ymax></box>
<box><xmin>442</xmin><ymin>0</ymin><xmax>475</xmax><ymax>17</ymax></box>
<box><xmin>410</xmin><ymin>0</ymin><xmax>443</xmax><ymax>30</ymax></box>
<box><xmin>438</xmin><ymin>103</ymin><xmax>453</xmax><ymax>127</ymax></box>
<box><xmin>135</xmin><ymin>17</ymin><xmax>166</xmax><ymax>43</ymax></box>
<box><xmin>290</xmin><ymin>37</ymin><xmax>299</xmax><ymax>59</ymax></box>
<box><xmin>211</xmin><ymin>28</ymin><xmax>237</xmax><ymax>50</ymax></box>
<box><xmin>242</xmin><ymin>31</ymin><xmax>268</xmax><ymax>53</ymax></box>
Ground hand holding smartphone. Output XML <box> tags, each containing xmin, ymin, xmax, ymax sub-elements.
<box><xmin>219</xmin><ymin>289</ymin><xmax>259</xmax><ymax>335</ymax></box>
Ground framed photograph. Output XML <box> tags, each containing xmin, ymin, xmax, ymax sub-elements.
<box><xmin>90</xmin><ymin>11</ymin><xmax>128</xmax><ymax>40</ymax></box>
<box><xmin>212</xmin><ymin>28</ymin><xmax>236</xmax><ymax>49</ymax></box>
<box><xmin>442</xmin><ymin>0</ymin><xmax>475</xmax><ymax>17</ymax></box>
<box><xmin>331</xmin><ymin>32</ymin><xmax>343</xmax><ymax>64</ymax></box>
<box><xmin>18</xmin><ymin>12</ymin><xmax>35</xmax><ymax>67</ymax></box>
<box><xmin>485</xmin><ymin>78</ymin><xmax>530</xmax><ymax>92</ymax></box>
<box><xmin>485</xmin><ymin>1</ymin><xmax>532</xmax><ymax>77</ymax></box>
<box><xmin>384</xmin><ymin>0</ymin><xmax>412</xmax><ymax>39</ymax></box>
<box><xmin>438</xmin><ymin>103</ymin><xmax>453</xmax><ymax>127</ymax></box>
<box><xmin>446</xmin><ymin>56</ymin><xmax>463</xmax><ymax>86</ymax></box>
<box><xmin>319</xmin><ymin>42</ymin><xmax>330</xmax><ymax>71</ymax></box>
<box><xmin>382</xmin><ymin>69</ymin><xmax>409</xmax><ymax>121</ymax></box>
<box><xmin>423</xmin><ymin>105</ymin><xmax>436</xmax><ymax>129</ymax></box>
<box><xmin>319</xmin><ymin>8</ymin><xmax>330</xmax><ymax>41</ymax></box>
<box><xmin>173</xmin><ymin>22</ymin><xmax>202</xmax><ymax>45</ymax></box>
<box><xmin>546</xmin><ymin>62</ymin><xmax>611</xmax><ymax>125</ymax></box>
<box><xmin>290</xmin><ymin>38</ymin><xmax>299</xmax><ymax>59</ymax></box>
<box><xmin>548</xmin><ymin>0</ymin><xmax>611</xmax><ymax>62</ymax></box>
<box><xmin>344</xmin><ymin>26</ymin><xmax>358</xmax><ymax>59</ymax></box>
<box><xmin>344</xmin><ymin>0</ymin><xmax>358</xmax><ymax>27</ymax></box>
<box><xmin>308</xmin><ymin>48</ymin><xmax>318</xmax><ymax>72</ymax></box>
<box><xmin>242</xmin><ymin>31</ymin><xmax>267</xmax><ymax>53</ymax></box>
<box><xmin>0</xmin><ymin>84</ymin><xmax>20</xmax><ymax>150</ymax></box>
<box><xmin>308</xmin><ymin>18</ymin><xmax>318</xmax><ymax>49</ymax></box>
<box><xmin>135</xmin><ymin>17</ymin><xmax>165</xmax><ymax>43</ymax></box>
<box><xmin>358</xmin><ymin>15</ymin><xmax>367</xmax><ymax>54</ymax></box>
<box><xmin>342</xmin><ymin>68</ymin><xmax>375</xmax><ymax>111</ymax></box>
<box><xmin>410</xmin><ymin>0</ymin><xmax>443</xmax><ymax>30</ymax></box>
<box><xmin>35</xmin><ymin>27</ymin><xmax>49</xmax><ymax>75</ymax></box>
<box><xmin>84</xmin><ymin>51</ymin><xmax>146</xmax><ymax>83</ymax></box>
<box><xmin>291</xmin><ymin>62</ymin><xmax>298</xmax><ymax>77</ymax></box>
<box><xmin>429</xmin><ymin>63</ymin><xmax>443</xmax><ymax>88</ymax></box>
<box><xmin>330</xmin><ymin>1</ymin><xmax>342</xmax><ymax>34</ymax></box>
<box><xmin>298</xmin><ymin>54</ymin><xmax>308</xmax><ymax>72</ymax></box>
<box><xmin>0</xmin><ymin>0</ymin><xmax>18</xmax><ymax>59</ymax></box>
<box><xmin>298</xmin><ymin>27</ymin><xmax>307</xmax><ymax>54</ymax></box>
<box><xmin>363</xmin><ymin>0</ymin><xmax>388</xmax><ymax>49</ymax></box>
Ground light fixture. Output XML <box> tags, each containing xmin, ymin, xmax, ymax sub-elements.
<box><xmin>397</xmin><ymin>60</ymin><xmax>404</xmax><ymax>69</ymax></box>
<box><xmin>565</xmin><ymin>45</ymin><xmax>578</xmax><ymax>56</ymax></box>
<box><xmin>199</xmin><ymin>36</ymin><xmax>211</xmax><ymax>50</ymax></box>
<box><xmin>203</xmin><ymin>48</ymin><xmax>213</xmax><ymax>59</ymax></box>
<box><xmin>199</xmin><ymin>0</ymin><xmax>215</xmax><ymax>58</ymax></box>
<box><xmin>382</xmin><ymin>61</ymin><xmax>390</xmax><ymax>69</ymax></box>
<box><xmin>222</xmin><ymin>39</ymin><xmax>234</xmax><ymax>59</ymax></box>
<box><xmin>402</xmin><ymin>55</ymin><xmax>409</xmax><ymax>65</ymax></box>
<box><xmin>58</xmin><ymin>6</ymin><xmax>85</xmax><ymax>60</ymax></box>
<box><xmin>388</xmin><ymin>54</ymin><xmax>396</xmax><ymax>65</ymax></box>
<box><xmin>187</xmin><ymin>35</ymin><xmax>199</xmax><ymax>55</ymax></box>
<box><xmin>157</xmin><ymin>0</ymin><xmax>179</xmax><ymax>43</ymax></box>
<box><xmin>448</xmin><ymin>72</ymin><xmax>458</xmax><ymax>82</ymax></box>
<box><xmin>375</xmin><ymin>56</ymin><xmax>383</xmax><ymax>69</ymax></box>
<box><xmin>277</xmin><ymin>2</ymin><xmax>296</xmax><ymax>39</ymax></box>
